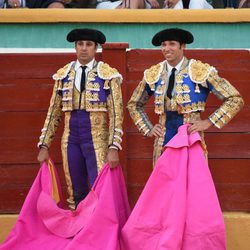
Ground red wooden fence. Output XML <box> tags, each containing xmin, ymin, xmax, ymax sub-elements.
<box><xmin>0</xmin><ymin>44</ymin><xmax>249</xmax><ymax>213</ymax></box>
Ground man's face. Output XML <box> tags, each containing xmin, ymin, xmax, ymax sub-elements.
<box><xmin>161</xmin><ymin>40</ymin><xmax>185</xmax><ymax>66</ymax></box>
<box><xmin>75</xmin><ymin>40</ymin><xmax>97</xmax><ymax>64</ymax></box>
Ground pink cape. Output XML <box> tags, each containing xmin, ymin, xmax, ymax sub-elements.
<box><xmin>121</xmin><ymin>124</ymin><xmax>226</xmax><ymax>250</ymax></box>
<box><xmin>0</xmin><ymin>161</ymin><xmax>131</xmax><ymax>250</ymax></box>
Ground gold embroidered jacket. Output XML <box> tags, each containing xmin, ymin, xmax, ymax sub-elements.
<box><xmin>127</xmin><ymin>58</ymin><xmax>244</xmax><ymax>164</ymax></box>
<box><xmin>38</xmin><ymin>61</ymin><xmax>123</xmax><ymax>150</ymax></box>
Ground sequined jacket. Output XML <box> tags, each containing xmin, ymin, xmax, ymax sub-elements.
<box><xmin>127</xmin><ymin>57</ymin><xmax>244</xmax><ymax>164</ymax></box>
<box><xmin>38</xmin><ymin>61</ymin><xmax>123</xmax><ymax>150</ymax></box>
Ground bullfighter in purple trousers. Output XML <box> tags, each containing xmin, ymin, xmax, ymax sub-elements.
<box><xmin>37</xmin><ymin>28</ymin><xmax>123</xmax><ymax>209</ymax></box>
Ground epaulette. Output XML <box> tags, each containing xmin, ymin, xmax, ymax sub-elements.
<box><xmin>188</xmin><ymin>59</ymin><xmax>215</xmax><ymax>84</ymax></box>
<box><xmin>52</xmin><ymin>61</ymin><xmax>75</xmax><ymax>80</ymax></box>
<box><xmin>97</xmin><ymin>61</ymin><xmax>123</xmax><ymax>82</ymax></box>
<box><xmin>144</xmin><ymin>62</ymin><xmax>164</xmax><ymax>85</ymax></box>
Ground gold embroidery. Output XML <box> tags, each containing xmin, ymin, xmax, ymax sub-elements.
<box><xmin>216</xmin><ymin>119</ymin><xmax>224</xmax><ymax>129</ymax></box>
<box><xmin>62</xmin><ymin>90</ymin><xmax>72</xmax><ymax>99</ymax></box>
<box><xmin>38</xmin><ymin>80</ymin><xmax>63</xmax><ymax>148</ymax></box>
<box><xmin>54</xmin><ymin>64</ymin><xmax>70</xmax><ymax>79</ymax></box>
<box><xmin>98</xmin><ymin>62</ymin><xmax>120</xmax><ymax>80</ymax></box>
<box><xmin>85</xmin><ymin>92</ymin><xmax>99</xmax><ymax>101</ymax></box>
<box><xmin>52</xmin><ymin>62</ymin><xmax>75</xmax><ymax>81</ymax></box>
<box><xmin>127</xmin><ymin>79</ymin><xmax>154</xmax><ymax>136</ymax></box>
<box><xmin>155</xmin><ymin>85</ymin><xmax>164</xmax><ymax>94</ymax></box>
<box><xmin>61</xmin><ymin>112</ymin><xmax>75</xmax><ymax>209</ymax></box>
<box><xmin>89</xmin><ymin>112</ymin><xmax>109</xmax><ymax>173</ymax></box>
<box><xmin>60</xmin><ymin>69</ymin><xmax>75</xmax><ymax>112</ymax></box>
<box><xmin>176</xmin><ymin>73</ymin><xmax>183</xmax><ymax>83</ymax></box>
<box><xmin>183</xmin><ymin>84</ymin><xmax>190</xmax><ymax>93</ymax></box>
<box><xmin>88</xmin><ymin>71</ymin><xmax>97</xmax><ymax>81</ymax></box>
<box><xmin>144</xmin><ymin>63</ymin><xmax>163</xmax><ymax>85</ymax></box>
<box><xmin>154</xmin><ymin>65</ymin><xmax>167</xmax><ymax>115</ymax></box>
<box><xmin>169</xmin><ymin>96</ymin><xmax>178</xmax><ymax>111</ymax></box>
<box><xmin>85</xmin><ymin>102</ymin><xmax>107</xmax><ymax>111</ymax></box>
<box><xmin>189</xmin><ymin>60</ymin><xmax>210</xmax><ymax>83</ymax></box>
<box><xmin>183</xmin><ymin>94</ymin><xmax>191</xmax><ymax>103</ymax></box>
<box><xmin>104</xmin><ymin>80</ymin><xmax>109</xmax><ymax>90</ymax></box>
<box><xmin>176</xmin><ymin>84</ymin><xmax>182</xmax><ymax>93</ymax></box>
<box><xmin>86</xmin><ymin>82</ymin><xmax>100</xmax><ymax>91</ymax></box>
<box><xmin>72</xmin><ymin>87</ymin><xmax>82</xmax><ymax>110</ymax></box>
<box><xmin>155</xmin><ymin>95</ymin><xmax>164</xmax><ymax>104</ymax></box>
<box><xmin>180</xmin><ymin>101</ymin><xmax>206</xmax><ymax>113</ymax></box>
<box><xmin>195</xmin><ymin>83</ymin><xmax>200</xmax><ymax>93</ymax></box>
<box><xmin>68</xmin><ymin>70</ymin><xmax>75</xmax><ymax>80</ymax></box>
<box><xmin>107</xmin><ymin>78</ymin><xmax>123</xmax><ymax>149</ymax></box>
<box><xmin>153</xmin><ymin>113</ymin><xmax>166</xmax><ymax>167</ymax></box>
<box><xmin>176</xmin><ymin>94</ymin><xmax>183</xmax><ymax>104</ymax></box>
<box><xmin>183</xmin><ymin>112</ymin><xmax>201</xmax><ymax>124</ymax></box>
<box><xmin>175</xmin><ymin>83</ymin><xmax>190</xmax><ymax>94</ymax></box>
<box><xmin>150</xmin><ymin>84</ymin><xmax>156</xmax><ymax>91</ymax></box>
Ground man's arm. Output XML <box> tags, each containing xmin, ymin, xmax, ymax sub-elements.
<box><xmin>188</xmin><ymin>69</ymin><xmax>244</xmax><ymax>134</ymax></box>
<box><xmin>207</xmin><ymin>69</ymin><xmax>244</xmax><ymax>129</ymax></box>
<box><xmin>37</xmin><ymin>80</ymin><xmax>63</xmax><ymax>163</ymax></box>
<box><xmin>127</xmin><ymin>79</ymin><xmax>154</xmax><ymax>136</ymax></box>
<box><xmin>106</xmin><ymin>77</ymin><xmax>124</xmax><ymax>168</ymax></box>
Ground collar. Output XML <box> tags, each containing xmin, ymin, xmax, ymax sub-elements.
<box><xmin>166</xmin><ymin>57</ymin><xmax>185</xmax><ymax>73</ymax></box>
<box><xmin>75</xmin><ymin>58</ymin><xmax>95</xmax><ymax>71</ymax></box>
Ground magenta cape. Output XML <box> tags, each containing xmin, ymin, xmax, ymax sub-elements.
<box><xmin>121</xmin><ymin>124</ymin><xmax>226</xmax><ymax>250</ymax></box>
<box><xmin>1</xmin><ymin>161</ymin><xmax>131</xmax><ymax>250</ymax></box>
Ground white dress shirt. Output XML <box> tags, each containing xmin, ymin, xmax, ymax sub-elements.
<box><xmin>74</xmin><ymin>58</ymin><xmax>95</xmax><ymax>92</ymax></box>
<box><xmin>165</xmin><ymin>57</ymin><xmax>184</xmax><ymax>96</ymax></box>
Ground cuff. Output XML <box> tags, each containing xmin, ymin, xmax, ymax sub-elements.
<box><xmin>208</xmin><ymin>111</ymin><xmax>229</xmax><ymax>129</ymax></box>
<box><xmin>38</xmin><ymin>143</ymin><xmax>49</xmax><ymax>149</ymax></box>
<box><xmin>109</xmin><ymin>145</ymin><xmax>119</xmax><ymax>151</ymax></box>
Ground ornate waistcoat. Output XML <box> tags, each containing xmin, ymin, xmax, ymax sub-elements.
<box><xmin>38</xmin><ymin>60</ymin><xmax>124</xmax><ymax>150</ymax></box>
<box><xmin>144</xmin><ymin>59</ymin><xmax>212</xmax><ymax>115</ymax></box>
<box><xmin>127</xmin><ymin>57</ymin><xmax>244</xmax><ymax>166</ymax></box>
<box><xmin>53</xmin><ymin>61</ymin><xmax>123</xmax><ymax>112</ymax></box>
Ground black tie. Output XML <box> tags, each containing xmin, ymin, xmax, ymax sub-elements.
<box><xmin>80</xmin><ymin>66</ymin><xmax>87</xmax><ymax>92</ymax></box>
<box><xmin>167</xmin><ymin>68</ymin><xmax>176</xmax><ymax>99</ymax></box>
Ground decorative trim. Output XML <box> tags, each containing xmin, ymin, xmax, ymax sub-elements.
<box><xmin>113</xmin><ymin>141</ymin><xmax>122</xmax><ymax>150</ymax></box>
<box><xmin>188</xmin><ymin>59</ymin><xmax>211</xmax><ymax>84</ymax></box>
<box><xmin>52</xmin><ymin>61</ymin><xmax>75</xmax><ymax>80</ymax></box>
<box><xmin>115</xmin><ymin>128</ymin><xmax>123</xmax><ymax>135</ymax></box>
<box><xmin>144</xmin><ymin>61</ymin><xmax>164</xmax><ymax>86</ymax></box>
<box><xmin>114</xmin><ymin>135</ymin><xmax>122</xmax><ymax>142</ymax></box>
<box><xmin>97</xmin><ymin>61</ymin><xmax>122</xmax><ymax>81</ymax></box>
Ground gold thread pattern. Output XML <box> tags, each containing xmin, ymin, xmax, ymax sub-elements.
<box><xmin>127</xmin><ymin>79</ymin><xmax>154</xmax><ymax>136</ymax></box>
<box><xmin>107</xmin><ymin>78</ymin><xmax>124</xmax><ymax>149</ymax></box>
<box><xmin>52</xmin><ymin>62</ymin><xmax>74</xmax><ymax>80</ymax></box>
<box><xmin>61</xmin><ymin>112</ymin><xmax>75</xmax><ymax>209</ymax></box>
<box><xmin>38</xmin><ymin>80</ymin><xmax>63</xmax><ymax>148</ymax></box>
<box><xmin>189</xmin><ymin>59</ymin><xmax>210</xmax><ymax>83</ymax></box>
<box><xmin>144</xmin><ymin>62</ymin><xmax>163</xmax><ymax>85</ymax></box>
<box><xmin>97</xmin><ymin>62</ymin><xmax>122</xmax><ymax>80</ymax></box>
<box><xmin>89</xmin><ymin>112</ymin><xmax>109</xmax><ymax>173</ymax></box>
<box><xmin>208</xmin><ymin>70</ymin><xmax>244</xmax><ymax>128</ymax></box>
<box><xmin>152</xmin><ymin>113</ymin><xmax>166</xmax><ymax>167</ymax></box>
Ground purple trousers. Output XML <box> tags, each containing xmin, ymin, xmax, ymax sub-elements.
<box><xmin>65</xmin><ymin>110</ymin><xmax>98</xmax><ymax>208</ymax></box>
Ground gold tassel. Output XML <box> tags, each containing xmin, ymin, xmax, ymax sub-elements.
<box><xmin>104</xmin><ymin>80</ymin><xmax>110</xmax><ymax>90</ymax></box>
<box><xmin>151</xmin><ymin>84</ymin><xmax>155</xmax><ymax>91</ymax></box>
<box><xmin>195</xmin><ymin>83</ymin><xmax>200</xmax><ymax>93</ymax></box>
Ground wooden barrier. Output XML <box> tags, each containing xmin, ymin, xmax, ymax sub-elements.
<box><xmin>0</xmin><ymin>45</ymin><xmax>249</xmax><ymax>212</ymax></box>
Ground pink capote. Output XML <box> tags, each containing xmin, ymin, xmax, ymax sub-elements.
<box><xmin>0</xmin><ymin>161</ymin><xmax>131</xmax><ymax>250</ymax></box>
<box><xmin>121</xmin><ymin>124</ymin><xmax>226</xmax><ymax>250</ymax></box>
